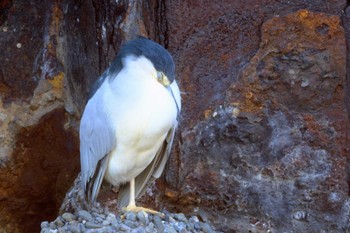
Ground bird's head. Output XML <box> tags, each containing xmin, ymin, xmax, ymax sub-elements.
<box><xmin>108</xmin><ymin>37</ymin><xmax>175</xmax><ymax>87</ymax></box>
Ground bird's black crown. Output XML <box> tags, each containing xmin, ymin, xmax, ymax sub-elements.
<box><xmin>110</xmin><ymin>37</ymin><xmax>175</xmax><ymax>82</ymax></box>
<box><xmin>90</xmin><ymin>37</ymin><xmax>175</xmax><ymax>98</ymax></box>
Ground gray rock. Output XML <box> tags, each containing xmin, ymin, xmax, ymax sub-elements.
<box><xmin>62</xmin><ymin>212</ymin><xmax>77</xmax><ymax>222</ymax></box>
<box><xmin>49</xmin><ymin>221</ymin><xmax>57</xmax><ymax>229</ymax></box>
<box><xmin>120</xmin><ymin>223</ymin><xmax>132</xmax><ymax>231</ymax></box>
<box><xmin>189</xmin><ymin>216</ymin><xmax>200</xmax><ymax>224</ymax></box>
<box><xmin>78</xmin><ymin>210</ymin><xmax>93</xmax><ymax>222</ymax></box>
<box><xmin>145</xmin><ymin>222</ymin><xmax>155</xmax><ymax>233</ymax></box>
<box><xmin>124</xmin><ymin>219</ymin><xmax>138</xmax><ymax>228</ymax></box>
<box><xmin>174</xmin><ymin>213</ymin><xmax>187</xmax><ymax>222</ymax></box>
<box><xmin>40</xmin><ymin>228</ymin><xmax>51</xmax><ymax>233</ymax></box>
<box><xmin>85</xmin><ymin>221</ymin><xmax>103</xmax><ymax>229</ymax></box>
<box><xmin>102</xmin><ymin>220</ymin><xmax>111</xmax><ymax>226</ymax></box>
<box><xmin>200</xmin><ymin>222</ymin><xmax>215</xmax><ymax>233</ymax></box>
<box><xmin>54</xmin><ymin>217</ymin><xmax>65</xmax><ymax>227</ymax></box>
<box><xmin>40</xmin><ymin>221</ymin><xmax>49</xmax><ymax>229</ymax></box>
<box><xmin>194</xmin><ymin>222</ymin><xmax>201</xmax><ymax>231</ymax></box>
<box><xmin>136</xmin><ymin>211</ymin><xmax>148</xmax><ymax>225</ymax></box>
<box><xmin>173</xmin><ymin>221</ymin><xmax>187</xmax><ymax>231</ymax></box>
<box><xmin>67</xmin><ymin>224</ymin><xmax>81</xmax><ymax>233</ymax></box>
<box><xmin>131</xmin><ymin>227</ymin><xmax>145</xmax><ymax>233</ymax></box>
<box><xmin>106</xmin><ymin>213</ymin><xmax>117</xmax><ymax>222</ymax></box>
<box><xmin>125</xmin><ymin>211</ymin><xmax>137</xmax><ymax>221</ymax></box>
<box><xmin>179</xmin><ymin>229</ymin><xmax>189</xmax><ymax>233</ymax></box>
<box><xmin>165</xmin><ymin>227</ymin><xmax>177</xmax><ymax>233</ymax></box>
<box><xmin>153</xmin><ymin>215</ymin><xmax>165</xmax><ymax>233</ymax></box>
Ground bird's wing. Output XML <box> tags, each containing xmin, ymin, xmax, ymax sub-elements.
<box><xmin>80</xmin><ymin>88</ymin><xmax>116</xmax><ymax>203</ymax></box>
<box><xmin>117</xmin><ymin>124</ymin><xmax>177</xmax><ymax>208</ymax></box>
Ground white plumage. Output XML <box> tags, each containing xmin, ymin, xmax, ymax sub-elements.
<box><xmin>79</xmin><ymin>38</ymin><xmax>181</xmax><ymax>213</ymax></box>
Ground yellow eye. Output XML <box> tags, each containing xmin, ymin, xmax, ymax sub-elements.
<box><xmin>156</xmin><ymin>71</ymin><xmax>170</xmax><ymax>87</ymax></box>
<box><xmin>157</xmin><ymin>71</ymin><xmax>164</xmax><ymax>82</ymax></box>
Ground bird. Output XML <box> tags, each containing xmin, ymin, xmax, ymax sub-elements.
<box><xmin>79</xmin><ymin>37</ymin><xmax>181</xmax><ymax>214</ymax></box>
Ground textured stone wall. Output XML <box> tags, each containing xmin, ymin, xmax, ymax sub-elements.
<box><xmin>1</xmin><ymin>0</ymin><xmax>350</xmax><ymax>232</ymax></box>
<box><xmin>162</xmin><ymin>1</ymin><xmax>350</xmax><ymax>232</ymax></box>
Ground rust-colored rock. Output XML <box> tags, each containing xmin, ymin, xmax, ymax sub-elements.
<box><xmin>164</xmin><ymin>9</ymin><xmax>349</xmax><ymax>232</ymax></box>
<box><xmin>165</xmin><ymin>1</ymin><xmax>346</xmax><ymax>127</ymax></box>
<box><xmin>0</xmin><ymin>109</ymin><xmax>79</xmax><ymax>233</ymax></box>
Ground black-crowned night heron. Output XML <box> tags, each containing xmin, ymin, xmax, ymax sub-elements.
<box><xmin>79</xmin><ymin>37</ymin><xmax>181</xmax><ymax>214</ymax></box>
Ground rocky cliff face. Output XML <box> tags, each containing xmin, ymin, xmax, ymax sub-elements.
<box><xmin>0</xmin><ymin>0</ymin><xmax>350</xmax><ymax>232</ymax></box>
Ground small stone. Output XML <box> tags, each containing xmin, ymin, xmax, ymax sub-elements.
<box><xmin>102</xmin><ymin>220</ymin><xmax>111</xmax><ymax>226</ymax></box>
<box><xmin>106</xmin><ymin>213</ymin><xmax>117</xmax><ymax>222</ymax></box>
<box><xmin>67</xmin><ymin>224</ymin><xmax>81</xmax><ymax>233</ymax></box>
<box><xmin>189</xmin><ymin>216</ymin><xmax>200</xmax><ymax>223</ymax></box>
<box><xmin>62</xmin><ymin>212</ymin><xmax>77</xmax><ymax>222</ymax></box>
<box><xmin>137</xmin><ymin>211</ymin><xmax>148</xmax><ymax>225</ymax></box>
<box><xmin>40</xmin><ymin>229</ymin><xmax>50</xmax><ymax>233</ymax></box>
<box><xmin>54</xmin><ymin>217</ymin><xmax>65</xmax><ymax>227</ymax></box>
<box><xmin>124</xmin><ymin>219</ymin><xmax>138</xmax><ymax>228</ymax></box>
<box><xmin>174</xmin><ymin>213</ymin><xmax>187</xmax><ymax>222</ymax></box>
<box><xmin>131</xmin><ymin>227</ymin><xmax>145</xmax><ymax>233</ymax></box>
<box><xmin>301</xmin><ymin>79</ymin><xmax>309</xmax><ymax>87</ymax></box>
<box><xmin>120</xmin><ymin>223</ymin><xmax>132</xmax><ymax>231</ymax></box>
<box><xmin>40</xmin><ymin>221</ymin><xmax>49</xmax><ymax>229</ymax></box>
<box><xmin>167</xmin><ymin>227</ymin><xmax>177</xmax><ymax>233</ymax></box>
<box><xmin>173</xmin><ymin>221</ymin><xmax>187</xmax><ymax>231</ymax></box>
<box><xmin>126</xmin><ymin>211</ymin><xmax>137</xmax><ymax>221</ymax></box>
<box><xmin>194</xmin><ymin>222</ymin><xmax>201</xmax><ymax>231</ymax></box>
<box><xmin>49</xmin><ymin>221</ymin><xmax>57</xmax><ymax>229</ymax></box>
<box><xmin>85</xmin><ymin>221</ymin><xmax>103</xmax><ymax>229</ymax></box>
<box><xmin>168</xmin><ymin>216</ymin><xmax>176</xmax><ymax>223</ymax></box>
<box><xmin>179</xmin><ymin>229</ymin><xmax>189</xmax><ymax>233</ymax></box>
<box><xmin>145</xmin><ymin>222</ymin><xmax>155</xmax><ymax>233</ymax></box>
<box><xmin>200</xmin><ymin>222</ymin><xmax>214</xmax><ymax>233</ymax></box>
<box><xmin>78</xmin><ymin>210</ymin><xmax>93</xmax><ymax>222</ymax></box>
<box><xmin>153</xmin><ymin>215</ymin><xmax>165</xmax><ymax>233</ymax></box>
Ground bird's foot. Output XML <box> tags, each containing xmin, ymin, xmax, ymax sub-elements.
<box><xmin>122</xmin><ymin>205</ymin><xmax>165</xmax><ymax>217</ymax></box>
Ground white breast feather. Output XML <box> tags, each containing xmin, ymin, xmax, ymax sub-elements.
<box><xmin>102</xmin><ymin>56</ymin><xmax>178</xmax><ymax>185</ymax></box>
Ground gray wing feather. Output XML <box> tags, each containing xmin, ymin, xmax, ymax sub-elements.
<box><xmin>80</xmin><ymin>89</ymin><xmax>116</xmax><ymax>203</ymax></box>
<box><xmin>117</xmin><ymin>124</ymin><xmax>177</xmax><ymax>208</ymax></box>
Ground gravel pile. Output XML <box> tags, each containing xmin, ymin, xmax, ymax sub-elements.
<box><xmin>40</xmin><ymin>209</ymin><xmax>219</xmax><ymax>233</ymax></box>
<box><xmin>41</xmin><ymin>177</ymin><xmax>219</xmax><ymax>232</ymax></box>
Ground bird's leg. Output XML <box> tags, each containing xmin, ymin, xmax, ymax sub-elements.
<box><xmin>122</xmin><ymin>178</ymin><xmax>164</xmax><ymax>216</ymax></box>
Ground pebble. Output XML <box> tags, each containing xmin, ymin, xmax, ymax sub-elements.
<box><xmin>137</xmin><ymin>211</ymin><xmax>148</xmax><ymax>225</ymax></box>
<box><xmin>124</xmin><ymin>219</ymin><xmax>138</xmax><ymax>228</ymax></box>
<box><xmin>102</xmin><ymin>220</ymin><xmax>111</xmax><ymax>226</ymax></box>
<box><xmin>40</xmin><ymin>228</ymin><xmax>51</xmax><ymax>233</ymax></box>
<box><xmin>41</xmin><ymin>209</ymin><xmax>220</xmax><ymax>233</ymax></box>
<box><xmin>120</xmin><ymin>223</ymin><xmax>132</xmax><ymax>231</ymax></box>
<box><xmin>200</xmin><ymin>222</ymin><xmax>215</xmax><ymax>233</ymax></box>
<box><xmin>49</xmin><ymin>221</ymin><xmax>57</xmax><ymax>229</ymax></box>
<box><xmin>54</xmin><ymin>217</ymin><xmax>65</xmax><ymax>227</ymax></box>
<box><xmin>166</xmin><ymin>227</ymin><xmax>177</xmax><ymax>233</ymax></box>
<box><xmin>125</xmin><ymin>211</ymin><xmax>137</xmax><ymax>221</ymax></box>
<box><xmin>145</xmin><ymin>222</ymin><xmax>155</xmax><ymax>232</ymax></box>
<box><xmin>174</xmin><ymin>221</ymin><xmax>187</xmax><ymax>231</ymax></box>
<box><xmin>153</xmin><ymin>215</ymin><xmax>165</xmax><ymax>233</ymax></box>
<box><xmin>40</xmin><ymin>221</ymin><xmax>49</xmax><ymax>229</ymax></box>
<box><xmin>106</xmin><ymin>213</ymin><xmax>117</xmax><ymax>222</ymax></box>
<box><xmin>67</xmin><ymin>224</ymin><xmax>81</xmax><ymax>233</ymax></box>
<box><xmin>175</xmin><ymin>213</ymin><xmax>188</xmax><ymax>222</ymax></box>
<box><xmin>85</xmin><ymin>221</ymin><xmax>103</xmax><ymax>229</ymax></box>
<box><xmin>78</xmin><ymin>210</ymin><xmax>93</xmax><ymax>222</ymax></box>
<box><xmin>62</xmin><ymin>212</ymin><xmax>77</xmax><ymax>222</ymax></box>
